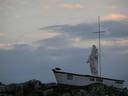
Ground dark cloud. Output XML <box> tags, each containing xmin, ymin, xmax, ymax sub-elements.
<box><xmin>36</xmin><ymin>35</ymin><xmax>73</xmax><ymax>49</ymax></box>
<box><xmin>102</xmin><ymin>20</ymin><xmax>128</xmax><ymax>38</ymax></box>
<box><xmin>40</xmin><ymin>20</ymin><xmax>128</xmax><ymax>39</ymax></box>
<box><xmin>40</xmin><ymin>23</ymin><xmax>98</xmax><ymax>39</ymax></box>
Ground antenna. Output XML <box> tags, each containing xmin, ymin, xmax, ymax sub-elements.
<box><xmin>93</xmin><ymin>16</ymin><xmax>105</xmax><ymax>77</ymax></box>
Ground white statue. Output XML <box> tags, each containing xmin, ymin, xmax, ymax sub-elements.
<box><xmin>87</xmin><ymin>45</ymin><xmax>98</xmax><ymax>76</ymax></box>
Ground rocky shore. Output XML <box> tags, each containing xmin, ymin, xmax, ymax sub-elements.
<box><xmin>0</xmin><ymin>80</ymin><xmax>128</xmax><ymax>96</ymax></box>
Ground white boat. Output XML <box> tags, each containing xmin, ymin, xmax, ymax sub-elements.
<box><xmin>52</xmin><ymin>68</ymin><xmax>124</xmax><ymax>88</ymax></box>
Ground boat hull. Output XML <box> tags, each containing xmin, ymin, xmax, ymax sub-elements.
<box><xmin>52</xmin><ymin>69</ymin><xmax>124</xmax><ymax>88</ymax></box>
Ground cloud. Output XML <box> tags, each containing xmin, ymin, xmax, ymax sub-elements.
<box><xmin>41</xmin><ymin>20</ymin><xmax>128</xmax><ymax>39</ymax></box>
<box><xmin>39</xmin><ymin>20</ymin><xmax>128</xmax><ymax>49</ymax></box>
<box><xmin>35</xmin><ymin>32</ymin><xmax>128</xmax><ymax>50</ymax></box>
<box><xmin>103</xmin><ymin>13</ymin><xmax>128</xmax><ymax>21</ymax></box>
<box><xmin>40</xmin><ymin>23</ymin><xmax>98</xmax><ymax>40</ymax></box>
<box><xmin>62</xmin><ymin>3</ymin><xmax>83</xmax><ymax>9</ymax></box>
<box><xmin>36</xmin><ymin>34</ymin><xmax>73</xmax><ymax>49</ymax></box>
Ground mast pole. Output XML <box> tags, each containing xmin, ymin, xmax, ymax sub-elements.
<box><xmin>92</xmin><ymin>16</ymin><xmax>105</xmax><ymax>77</ymax></box>
<box><xmin>98</xmin><ymin>16</ymin><xmax>101</xmax><ymax>77</ymax></box>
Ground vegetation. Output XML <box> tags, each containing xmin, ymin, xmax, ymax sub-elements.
<box><xmin>0</xmin><ymin>80</ymin><xmax>128</xmax><ymax>96</ymax></box>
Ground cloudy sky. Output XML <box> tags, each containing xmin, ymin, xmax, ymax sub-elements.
<box><xmin>0</xmin><ymin>0</ymin><xmax>128</xmax><ymax>86</ymax></box>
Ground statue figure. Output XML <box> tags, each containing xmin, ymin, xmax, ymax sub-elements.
<box><xmin>87</xmin><ymin>45</ymin><xmax>98</xmax><ymax>76</ymax></box>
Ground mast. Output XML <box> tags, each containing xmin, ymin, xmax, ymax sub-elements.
<box><xmin>98</xmin><ymin>16</ymin><xmax>101</xmax><ymax>77</ymax></box>
<box><xmin>94</xmin><ymin>16</ymin><xmax>105</xmax><ymax>77</ymax></box>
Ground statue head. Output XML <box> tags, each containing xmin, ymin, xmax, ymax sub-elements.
<box><xmin>92</xmin><ymin>45</ymin><xmax>96</xmax><ymax>49</ymax></box>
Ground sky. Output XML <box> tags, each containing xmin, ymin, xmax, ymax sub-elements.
<box><xmin>0</xmin><ymin>0</ymin><xmax>128</xmax><ymax>87</ymax></box>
